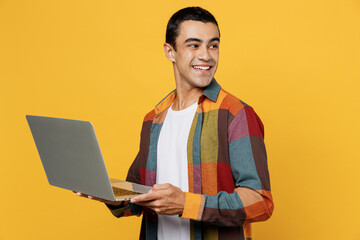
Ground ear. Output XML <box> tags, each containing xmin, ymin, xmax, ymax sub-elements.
<box><xmin>163</xmin><ymin>43</ymin><xmax>175</xmax><ymax>62</ymax></box>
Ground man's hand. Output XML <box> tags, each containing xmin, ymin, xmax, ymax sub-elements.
<box><xmin>74</xmin><ymin>192</ymin><xmax>124</xmax><ymax>207</ymax></box>
<box><xmin>130</xmin><ymin>183</ymin><xmax>185</xmax><ymax>215</ymax></box>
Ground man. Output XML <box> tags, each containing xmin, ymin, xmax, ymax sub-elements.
<box><xmin>77</xmin><ymin>7</ymin><xmax>273</xmax><ymax>240</ymax></box>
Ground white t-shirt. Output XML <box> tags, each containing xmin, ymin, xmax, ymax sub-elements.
<box><xmin>156</xmin><ymin>102</ymin><xmax>198</xmax><ymax>240</ymax></box>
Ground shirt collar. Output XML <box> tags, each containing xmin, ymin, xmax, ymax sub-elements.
<box><xmin>155</xmin><ymin>78</ymin><xmax>221</xmax><ymax>114</ymax></box>
<box><xmin>202</xmin><ymin>78</ymin><xmax>221</xmax><ymax>102</ymax></box>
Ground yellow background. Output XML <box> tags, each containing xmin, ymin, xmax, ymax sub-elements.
<box><xmin>1</xmin><ymin>0</ymin><xmax>359</xmax><ymax>239</ymax></box>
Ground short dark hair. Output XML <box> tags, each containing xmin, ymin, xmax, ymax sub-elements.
<box><xmin>166</xmin><ymin>7</ymin><xmax>219</xmax><ymax>51</ymax></box>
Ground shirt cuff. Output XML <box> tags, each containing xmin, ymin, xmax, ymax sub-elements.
<box><xmin>105</xmin><ymin>202</ymin><xmax>130</xmax><ymax>217</ymax></box>
<box><xmin>180</xmin><ymin>192</ymin><xmax>205</xmax><ymax>221</ymax></box>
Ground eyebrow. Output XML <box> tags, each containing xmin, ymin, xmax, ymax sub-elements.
<box><xmin>184</xmin><ymin>37</ymin><xmax>220</xmax><ymax>44</ymax></box>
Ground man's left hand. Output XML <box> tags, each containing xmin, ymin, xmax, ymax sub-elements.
<box><xmin>130</xmin><ymin>183</ymin><xmax>185</xmax><ymax>215</ymax></box>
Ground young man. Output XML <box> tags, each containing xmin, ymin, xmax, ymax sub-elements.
<box><xmin>78</xmin><ymin>7</ymin><xmax>273</xmax><ymax>240</ymax></box>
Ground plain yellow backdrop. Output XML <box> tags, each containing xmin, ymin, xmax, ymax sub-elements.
<box><xmin>1</xmin><ymin>0</ymin><xmax>359</xmax><ymax>239</ymax></box>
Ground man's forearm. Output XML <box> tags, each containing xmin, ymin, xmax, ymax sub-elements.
<box><xmin>180</xmin><ymin>188</ymin><xmax>273</xmax><ymax>226</ymax></box>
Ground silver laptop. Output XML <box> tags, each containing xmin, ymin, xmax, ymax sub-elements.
<box><xmin>26</xmin><ymin>115</ymin><xmax>151</xmax><ymax>201</ymax></box>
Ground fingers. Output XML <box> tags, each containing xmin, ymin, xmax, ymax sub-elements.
<box><xmin>74</xmin><ymin>192</ymin><xmax>114</xmax><ymax>204</ymax></box>
<box><xmin>130</xmin><ymin>192</ymin><xmax>157</xmax><ymax>203</ymax></box>
<box><xmin>131</xmin><ymin>183</ymin><xmax>175</xmax><ymax>203</ymax></box>
<box><xmin>75</xmin><ymin>192</ymin><xmax>125</xmax><ymax>207</ymax></box>
<box><xmin>74</xmin><ymin>192</ymin><xmax>99</xmax><ymax>200</ymax></box>
<box><xmin>75</xmin><ymin>192</ymin><xmax>89</xmax><ymax>198</ymax></box>
<box><xmin>129</xmin><ymin>183</ymin><xmax>185</xmax><ymax>215</ymax></box>
<box><xmin>75</xmin><ymin>192</ymin><xmax>102</xmax><ymax>201</ymax></box>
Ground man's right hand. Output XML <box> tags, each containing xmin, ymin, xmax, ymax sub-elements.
<box><xmin>74</xmin><ymin>191</ymin><xmax>124</xmax><ymax>207</ymax></box>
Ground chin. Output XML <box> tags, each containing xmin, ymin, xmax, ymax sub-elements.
<box><xmin>196</xmin><ymin>77</ymin><xmax>213</xmax><ymax>88</ymax></box>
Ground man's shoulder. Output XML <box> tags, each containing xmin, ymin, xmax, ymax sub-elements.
<box><xmin>142</xmin><ymin>109</ymin><xmax>156</xmax><ymax>122</ymax></box>
<box><xmin>138</xmin><ymin>90</ymin><xmax>174</xmax><ymax>124</ymax></box>
<box><xmin>218</xmin><ymin>88</ymin><xmax>264</xmax><ymax>135</ymax></box>
<box><xmin>217</xmin><ymin>88</ymin><xmax>253</xmax><ymax>116</ymax></box>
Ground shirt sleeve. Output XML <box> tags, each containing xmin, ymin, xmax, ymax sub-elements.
<box><xmin>181</xmin><ymin>106</ymin><xmax>274</xmax><ymax>226</ymax></box>
<box><xmin>106</xmin><ymin>111</ymin><xmax>154</xmax><ymax>218</ymax></box>
<box><xmin>105</xmin><ymin>152</ymin><xmax>145</xmax><ymax>218</ymax></box>
<box><xmin>106</xmin><ymin>201</ymin><xmax>143</xmax><ymax>218</ymax></box>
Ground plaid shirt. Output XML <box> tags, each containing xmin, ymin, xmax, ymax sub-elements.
<box><xmin>109</xmin><ymin>79</ymin><xmax>274</xmax><ymax>240</ymax></box>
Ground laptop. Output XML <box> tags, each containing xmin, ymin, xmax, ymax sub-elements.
<box><xmin>26</xmin><ymin>115</ymin><xmax>151</xmax><ymax>201</ymax></box>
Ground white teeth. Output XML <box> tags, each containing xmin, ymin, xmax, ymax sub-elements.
<box><xmin>193</xmin><ymin>66</ymin><xmax>210</xmax><ymax>70</ymax></box>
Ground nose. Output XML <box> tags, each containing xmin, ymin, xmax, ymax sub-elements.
<box><xmin>198</xmin><ymin>45</ymin><xmax>211</xmax><ymax>61</ymax></box>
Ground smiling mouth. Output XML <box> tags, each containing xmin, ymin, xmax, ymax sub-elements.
<box><xmin>192</xmin><ymin>65</ymin><xmax>212</xmax><ymax>71</ymax></box>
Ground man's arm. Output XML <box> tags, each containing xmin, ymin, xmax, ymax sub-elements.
<box><xmin>105</xmin><ymin>112</ymin><xmax>155</xmax><ymax>218</ymax></box>
<box><xmin>74</xmin><ymin>192</ymin><xmax>135</xmax><ymax>217</ymax></box>
<box><xmin>185</xmin><ymin>106</ymin><xmax>273</xmax><ymax>226</ymax></box>
<box><xmin>130</xmin><ymin>183</ymin><xmax>185</xmax><ymax>215</ymax></box>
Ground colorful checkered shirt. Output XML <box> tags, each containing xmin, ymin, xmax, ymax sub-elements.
<box><xmin>109</xmin><ymin>79</ymin><xmax>274</xmax><ymax>240</ymax></box>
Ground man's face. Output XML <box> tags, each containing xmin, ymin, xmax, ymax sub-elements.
<box><xmin>169</xmin><ymin>20</ymin><xmax>220</xmax><ymax>90</ymax></box>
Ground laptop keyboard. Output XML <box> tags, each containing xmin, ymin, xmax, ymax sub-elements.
<box><xmin>112</xmin><ymin>186</ymin><xmax>140</xmax><ymax>197</ymax></box>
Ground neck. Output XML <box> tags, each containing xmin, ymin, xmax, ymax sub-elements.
<box><xmin>172</xmin><ymin>89</ymin><xmax>202</xmax><ymax>111</ymax></box>
<box><xmin>172</xmin><ymin>80</ymin><xmax>203</xmax><ymax>111</ymax></box>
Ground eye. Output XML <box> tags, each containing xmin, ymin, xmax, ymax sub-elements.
<box><xmin>188</xmin><ymin>43</ymin><xmax>199</xmax><ymax>48</ymax></box>
<box><xmin>209</xmin><ymin>44</ymin><xmax>219</xmax><ymax>49</ymax></box>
